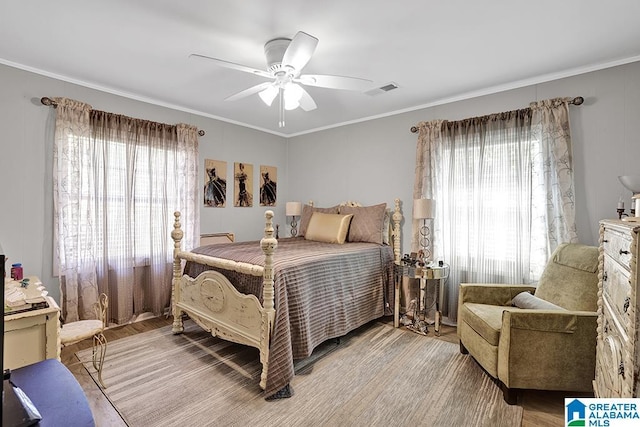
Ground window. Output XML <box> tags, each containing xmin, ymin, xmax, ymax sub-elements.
<box><xmin>54</xmin><ymin>98</ymin><xmax>199</xmax><ymax>322</ymax></box>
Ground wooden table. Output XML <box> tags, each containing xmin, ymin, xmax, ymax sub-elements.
<box><xmin>4</xmin><ymin>281</ymin><xmax>61</xmax><ymax>369</ymax></box>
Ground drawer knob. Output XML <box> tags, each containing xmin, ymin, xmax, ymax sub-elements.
<box><xmin>624</xmin><ymin>297</ymin><xmax>631</xmax><ymax>313</ymax></box>
<box><xmin>620</xmin><ymin>249</ymin><xmax>630</xmax><ymax>255</ymax></box>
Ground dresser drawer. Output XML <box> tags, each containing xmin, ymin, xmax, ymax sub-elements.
<box><xmin>602</xmin><ymin>253</ymin><xmax>632</xmax><ymax>329</ymax></box>
<box><xmin>602</xmin><ymin>226</ymin><xmax>633</xmax><ymax>271</ymax></box>
<box><xmin>596</xmin><ymin>220</ymin><xmax>640</xmax><ymax>398</ymax></box>
<box><xmin>596</xmin><ymin>299</ymin><xmax>631</xmax><ymax>397</ymax></box>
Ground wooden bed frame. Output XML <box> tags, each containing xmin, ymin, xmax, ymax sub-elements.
<box><xmin>170</xmin><ymin>199</ymin><xmax>403</xmax><ymax>390</ymax></box>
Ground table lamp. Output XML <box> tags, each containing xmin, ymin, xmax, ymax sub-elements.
<box><xmin>413</xmin><ymin>198</ymin><xmax>435</xmax><ymax>264</ymax></box>
<box><xmin>286</xmin><ymin>202</ymin><xmax>303</xmax><ymax>236</ymax></box>
<box><xmin>619</xmin><ymin>176</ymin><xmax>640</xmax><ymax>222</ymax></box>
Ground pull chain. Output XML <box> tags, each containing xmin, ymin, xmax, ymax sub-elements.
<box><xmin>278</xmin><ymin>87</ymin><xmax>285</xmax><ymax>128</ymax></box>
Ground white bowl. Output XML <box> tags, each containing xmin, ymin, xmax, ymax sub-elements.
<box><xmin>618</xmin><ymin>175</ymin><xmax>640</xmax><ymax>193</ymax></box>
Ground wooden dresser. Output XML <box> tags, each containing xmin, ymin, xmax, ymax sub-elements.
<box><xmin>594</xmin><ymin>219</ymin><xmax>640</xmax><ymax>397</ymax></box>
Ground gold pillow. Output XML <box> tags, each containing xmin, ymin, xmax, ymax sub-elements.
<box><xmin>299</xmin><ymin>204</ymin><xmax>339</xmax><ymax>237</ymax></box>
<box><xmin>304</xmin><ymin>213</ymin><xmax>354</xmax><ymax>244</ymax></box>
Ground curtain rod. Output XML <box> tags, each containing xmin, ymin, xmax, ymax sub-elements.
<box><xmin>40</xmin><ymin>97</ymin><xmax>206</xmax><ymax>136</ymax></box>
<box><xmin>409</xmin><ymin>96</ymin><xmax>584</xmax><ymax>134</ymax></box>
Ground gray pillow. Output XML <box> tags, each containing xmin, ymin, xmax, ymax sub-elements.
<box><xmin>338</xmin><ymin>203</ymin><xmax>387</xmax><ymax>244</ymax></box>
<box><xmin>512</xmin><ymin>292</ymin><xmax>566</xmax><ymax>310</ymax></box>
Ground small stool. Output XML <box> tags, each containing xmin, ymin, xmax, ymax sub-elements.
<box><xmin>60</xmin><ymin>293</ymin><xmax>108</xmax><ymax>388</ymax></box>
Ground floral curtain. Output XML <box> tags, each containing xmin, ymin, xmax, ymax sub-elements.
<box><xmin>413</xmin><ymin>98</ymin><xmax>577</xmax><ymax>323</ymax></box>
<box><xmin>412</xmin><ymin>119</ymin><xmax>443</xmax><ymax>254</ymax></box>
<box><xmin>53</xmin><ymin>98</ymin><xmax>199</xmax><ymax>323</ymax></box>
<box><xmin>529</xmin><ymin>97</ymin><xmax>578</xmax><ymax>257</ymax></box>
<box><xmin>53</xmin><ymin>98</ymin><xmax>96</xmax><ymax>322</ymax></box>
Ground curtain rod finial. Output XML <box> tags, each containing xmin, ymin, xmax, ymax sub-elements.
<box><xmin>41</xmin><ymin>97</ymin><xmax>56</xmax><ymax>107</ymax></box>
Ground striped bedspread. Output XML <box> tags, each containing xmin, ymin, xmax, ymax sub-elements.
<box><xmin>184</xmin><ymin>236</ymin><xmax>395</xmax><ymax>397</ymax></box>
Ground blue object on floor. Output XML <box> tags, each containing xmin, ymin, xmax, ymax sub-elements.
<box><xmin>9</xmin><ymin>359</ymin><xmax>95</xmax><ymax>427</ymax></box>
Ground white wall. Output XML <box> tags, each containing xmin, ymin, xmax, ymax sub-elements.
<box><xmin>2</xmin><ymin>60</ymin><xmax>639</xmax><ymax>301</ymax></box>
<box><xmin>0</xmin><ymin>63</ymin><xmax>287</xmax><ymax>302</ymax></box>
<box><xmin>288</xmin><ymin>61</ymin><xmax>640</xmax><ymax>256</ymax></box>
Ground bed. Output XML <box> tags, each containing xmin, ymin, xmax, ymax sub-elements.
<box><xmin>170</xmin><ymin>199</ymin><xmax>403</xmax><ymax>398</ymax></box>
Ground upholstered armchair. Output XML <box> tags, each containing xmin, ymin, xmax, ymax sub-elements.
<box><xmin>457</xmin><ymin>243</ymin><xmax>599</xmax><ymax>404</ymax></box>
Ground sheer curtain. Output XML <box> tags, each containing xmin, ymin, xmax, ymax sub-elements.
<box><xmin>413</xmin><ymin>98</ymin><xmax>577</xmax><ymax>322</ymax></box>
<box><xmin>53</xmin><ymin>98</ymin><xmax>199</xmax><ymax>323</ymax></box>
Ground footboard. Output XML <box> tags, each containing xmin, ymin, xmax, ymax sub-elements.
<box><xmin>170</xmin><ymin>210</ymin><xmax>277</xmax><ymax>390</ymax></box>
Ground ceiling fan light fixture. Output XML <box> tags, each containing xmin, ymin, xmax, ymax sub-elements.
<box><xmin>258</xmin><ymin>85</ymin><xmax>278</xmax><ymax>106</ymax></box>
<box><xmin>284</xmin><ymin>82</ymin><xmax>302</xmax><ymax>102</ymax></box>
<box><xmin>283</xmin><ymin>83</ymin><xmax>303</xmax><ymax>110</ymax></box>
<box><xmin>192</xmin><ymin>31</ymin><xmax>370</xmax><ymax>126</ymax></box>
<box><xmin>284</xmin><ymin>98</ymin><xmax>300</xmax><ymax>111</ymax></box>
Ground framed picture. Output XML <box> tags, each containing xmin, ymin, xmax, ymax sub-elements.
<box><xmin>259</xmin><ymin>165</ymin><xmax>277</xmax><ymax>206</ymax></box>
<box><xmin>203</xmin><ymin>159</ymin><xmax>227</xmax><ymax>207</ymax></box>
<box><xmin>234</xmin><ymin>162</ymin><xmax>253</xmax><ymax>207</ymax></box>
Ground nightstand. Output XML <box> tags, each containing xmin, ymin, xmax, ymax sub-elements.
<box><xmin>4</xmin><ymin>279</ymin><xmax>61</xmax><ymax>369</ymax></box>
<box><xmin>395</xmin><ymin>263</ymin><xmax>449</xmax><ymax>335</ymax></box>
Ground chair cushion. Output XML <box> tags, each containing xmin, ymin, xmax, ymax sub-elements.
<box><xmin>60</xmin><ymin>320</ymin><xmax>103</xmax><ymax>345</ymax></box>
<box><xmin>534</xmin><ymin>243</ymin><xmax>599</xmax><ymax>311</ymax></box>
<box><xmin>460</xmin><ymin>303</ymin><xmax>516</xmax><ymax>346</ymax></box>
<box><xmin>11</xmin><ymin>359</ymin><xmax>95</xmax><ymax>427</ymax></box>
<box><xmin>553</xmin><ymin>243</ymin><xmax>598</xmax><ymax>273</ymax></box>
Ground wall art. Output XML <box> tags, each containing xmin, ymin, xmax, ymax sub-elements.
<box><xmin>204</xmin><ymin>159</ymin><xmax>227</xmax><ymax>207</ymax></box>
<box><xmin>234</xmin><ymin>162</ymin><xmax>253</xmax><ymax>207</ymax></box>
<box><xmin>259</xmin><ymin>165</ymin><xmax>277</xmax><ymax>206</ymax></box>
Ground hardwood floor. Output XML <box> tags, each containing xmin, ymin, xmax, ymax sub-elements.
<box><xmin>61</xmin><ymin>316</ymin><xmax>588</xmax><ymax>427</ymax></box>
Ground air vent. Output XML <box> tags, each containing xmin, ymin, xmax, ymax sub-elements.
<box><xmin>365</xmin><ymin>82</ymin><xmax>399</xmax><ymax>96</ymax></box>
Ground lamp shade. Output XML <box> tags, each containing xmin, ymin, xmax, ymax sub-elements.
<box><xmin>286</xmin><ymin>201</ymin><xmax>302</xmax><ymax>216</ymax></box>
<box><xmin>258</xmin><ymin>85</ymin><xmax>278</xmax><ymax>106</ymax></box>
<box><xmin>413</xmin><ymin>198</ymin><xmax>435</xmax><ymax>220</ymax></box>
<box><xmin>619</xmin><ymin>175</ymin><xmax>640</xmax><ymax>193</ymax></box>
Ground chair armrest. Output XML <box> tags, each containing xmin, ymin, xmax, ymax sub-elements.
<box><xmin>503</xmin><ymin>309</ymin><xmax>597</xmax><ymax>333</ymax></box>
<box><xmin>459</xmin><ymin>283</ymin><xmax>537</xmax><ymax>306</ymax></box>
<box><xmin>498</xmin><ymin>309</ymin><xmax>598</xmax><ymax>391</ymax></box>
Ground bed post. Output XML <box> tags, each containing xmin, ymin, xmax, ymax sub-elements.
<box><xmin>259</xmin><ymin>210</ymin><xmax>277</xmax><ymax>389</ymax></box>
<box><xmin>392</xmin><ymin>198</ymin><xmax>402</xmax><ymax>264</ymax></box>
<box><xmin>171</xmin><ymin>211</ymin><xmax>185</xmax><ymax>334</ymax></box>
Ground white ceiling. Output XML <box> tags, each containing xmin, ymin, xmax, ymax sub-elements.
<box><xmin>2</xmin><ymin>0</ymin><xmax>639</xmax><ymax>137</ymax></box>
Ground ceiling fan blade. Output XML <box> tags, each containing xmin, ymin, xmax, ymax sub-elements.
<box><xmin>281</xmin><ymin>31</ymin><xmax>318</xmax><ymax>74</ymax></box>
<box><xmin>296</xmin><ymin>74</ymin><xmax>373</xmax><ymax>91</ymax></box>
<box><xmin>225</xmin><ymin>82</ymin><xmax>274</xmax><ymax>101</ymax></box>
<box><xmin>298</xmin><ymin>86</ymin><xmax>317</xmax><ymax>112</ymax></box>
<box><xmin>189</xmin><ymin>53</ymin><xmax>272</xmax><ymax>79</ymax></box>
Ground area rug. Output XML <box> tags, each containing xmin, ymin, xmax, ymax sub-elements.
<box><xmin>77</xmin><ymin>320</ymin><xmax>522</xmax><ymax>427</ymax></box>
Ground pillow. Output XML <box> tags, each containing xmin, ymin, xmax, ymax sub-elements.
<box><xmin>304</xmin><ymin>213</ymin><xmax>353</xmax><ymax>244</ymax></box>
<box><xmin>339</xmin><ymin>203</ymin><xmax>387</xmax><ymax>244</ymax></box>
<box><xmin>512</xmin><ymin>292</ymin><xmax>566</xmax><ymax>310</ymax></box>
<box><xmin>299</xmin><ymin>204</ymin><xmax>339</xmax><ymax>237</ymax></box>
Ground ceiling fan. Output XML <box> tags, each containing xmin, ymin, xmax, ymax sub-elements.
<box><xmin>190</xmin><ymin>31</ymin><xmax>373</xmax><ymax>127</ymax></box>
